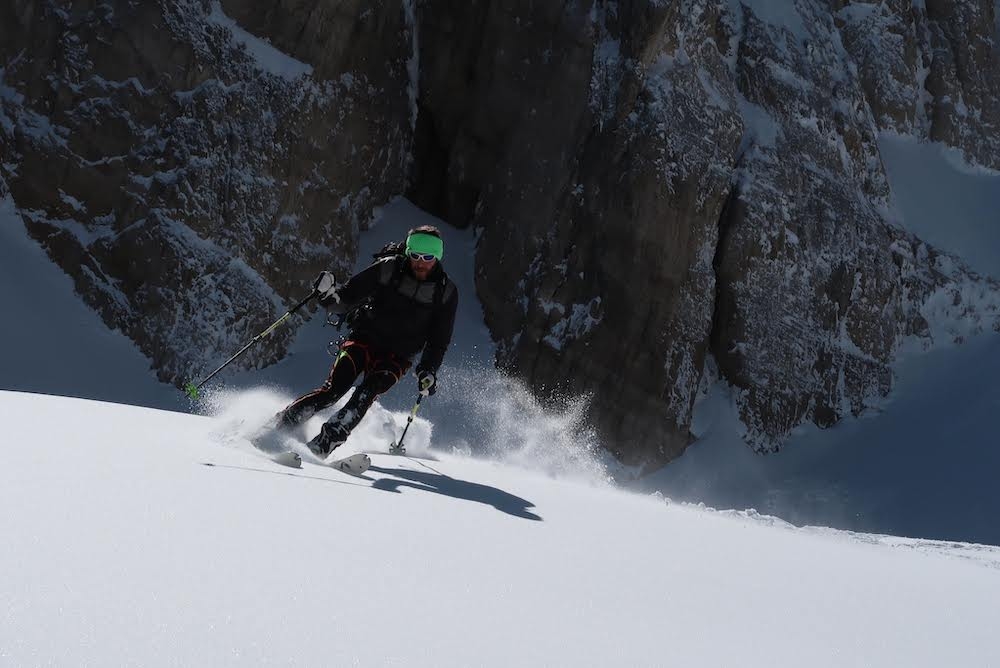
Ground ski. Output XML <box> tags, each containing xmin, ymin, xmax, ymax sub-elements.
<box><xmin>269</xmin><ymin>450</ymin><xmax>303</xmax><ymax>468</ymax></box>
<box><xmin>261</xmin><ymin>448</ymin><xmax>365</xmax><ymax>473</ymax></box>
<box><xmin>244</xmin><ymin>430</ymin><xmax>302</xmax><ymax>469</ymax></box>
<box><xmin>244</xmin><ymin>425</ymin><xmax>367</xmax><ymax>474</ymax></box>
<box><xmin>256</xmin><ymin>447</ymin><xmax>366</xmax><ymax>473</ymax></box>
<box><xmin>325</xmin><ymin>453</ymin><xmax>371</xmax><ymax>476</ymax></box>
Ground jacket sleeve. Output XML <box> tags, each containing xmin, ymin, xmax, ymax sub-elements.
<box><xmin>417</xmin><ymin>282</ymin><xmax>458</xmax><ymax>374</ymax></box>
<box><xmin>322</xmin><ymin>260</ymin><xmax>386</xmax><ymax>315</ymax></box>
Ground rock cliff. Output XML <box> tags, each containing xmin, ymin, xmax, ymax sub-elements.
<box><xmin>1</xmin><ymin>0</ymin><xmax>412</xmax><ymax>383</ymax></box>
<box><xmin>3</xmin><ymin>0</ymin><xmax>999</xmax><ymax>467</ymax></box>
<box><xmin>407</xmin><ymin>0</ymin><xmax>1000</xmax><ymax>463</ymax></box>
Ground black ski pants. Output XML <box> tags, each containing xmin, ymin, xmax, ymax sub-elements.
<box><xmin>278</xmin><ymin>339</ymin><xmax>410</xmax><ymax>434</ymax></box>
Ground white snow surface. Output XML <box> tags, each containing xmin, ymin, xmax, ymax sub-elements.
<box><xmin>880</xmin><ymin>133</ymin><xmax>1000</xmax><ymax>279</ymax></box>
<box><xmin>1</xmin><ymin>388</ymin><xmax>999</xmax><ymax>667</ymax></box>
<box><xmin>207</xmin><ymin>1</ymin><xmax>313</xmax><ymax>80</ymax></box>
<box><xmin>729</xmin><ymin>0</ymin><xmax>810</xmax><ymax>44</ymax></box>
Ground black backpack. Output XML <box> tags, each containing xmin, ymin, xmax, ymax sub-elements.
<box><xmin>372</xmin><ymin>240</ymin><xmax>406</xmax><ymax>260</ymax></box>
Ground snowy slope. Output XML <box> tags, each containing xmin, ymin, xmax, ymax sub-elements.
<box><xmin>2</xmin><ymin>389</ymin><xmax>999</xmax><ymax>667</ymax></box>
<box><xmin>880</xmin><ymin>133</ymin><xmax>1000</xmax><ymax>279</ymax></box>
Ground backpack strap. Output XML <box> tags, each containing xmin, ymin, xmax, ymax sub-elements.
<box><xmin>434</xmin><ymin>274</ymin><xmax>456</xmax><ymax>308</ymax></box>
<box><xmin>375</xmin><ymin>255</ymin><xmax>405</xmax><ymax>289</ymax></box>
<box><xmin>372</xmin><ymin>240</ymin><xmax>406</xmax><ymax>260</ymax></box>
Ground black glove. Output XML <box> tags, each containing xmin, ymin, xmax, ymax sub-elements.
<box><xmin>416</xmin><ymin>369</ymin><xmax>437</xmax><ymax>396</ymax></box>
<box><xmin>313</xmin><ymin>271</ymin><xmax>340</xmax><ymax>306</ymax></box>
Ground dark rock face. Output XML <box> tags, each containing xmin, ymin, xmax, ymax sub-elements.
<box><xmin>4</xmin><ymin>1</ymin><xmax>1000</xmax><ymax>467</ymax></box>
<box><xmin>409</xmin><ymin>0</ymin><xmax>1000</xmax><ymax>464</ymax></box>
<box><xmin>409</xmin><ymin>2</ymin><xmax>745</xmax><ymax>462</ymax></box>
<box><xmin>837</xmin><ymin>0</ymin><xmax>1000</xmax><ymax>169</ymax></box>
<box><xmin>710</xmin><ymin>3</ymin><xmax>903</xmax><ymax>448</ymax></box>
<box><xmin>0</xmin><ymin>0</ymin><xmax>412</xmax><ymax>384</ymax></box>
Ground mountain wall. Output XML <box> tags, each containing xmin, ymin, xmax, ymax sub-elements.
<box><xmin>3</xmin><ymin>0</ymin><xmax>999</xmax><ymax>467</ymax></box>
<box><xmin>407</xmin><ymin>0</ymin><xmax>1000</xmax><ymax>463</ymax></box>
<box><xmin>0</xmin><ymin>0</ymin><xmax>413</xmax><ymax>383</ymax></box>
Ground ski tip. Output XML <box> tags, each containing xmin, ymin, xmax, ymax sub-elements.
<box><xmin>271</xmin><ymin>451</ymin><xmax>303</xmax><ymax>468</ymax></box>
<box><xmin>332</xmin><ymin>453</ymin><xmax>371</xmax><ymax>475</ymax></box>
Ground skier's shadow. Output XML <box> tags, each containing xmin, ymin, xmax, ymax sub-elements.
<box><xmin>368</xmin><ymin>465</ymin><xmax>542</xmax><ymax>521</ymax></box>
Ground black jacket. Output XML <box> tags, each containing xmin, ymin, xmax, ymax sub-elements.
<box><xmin>327</xmin><ymin>256</ymin><xmax>458</xmax><ymax>373</ymax></box>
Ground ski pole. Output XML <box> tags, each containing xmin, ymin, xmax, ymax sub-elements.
<box><xmin>389</xmin><ymin>393</ymin><xmax>425</xmax><ymax>455</ymax></box>
<box><xmin>184</xmin><ymin>289</ymin><xmax>317</xmax><ymax>400</ymax></box>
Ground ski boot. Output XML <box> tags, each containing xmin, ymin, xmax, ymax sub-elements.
<box><xmin>306</xmin><ymin>421</ymin><xmax>350</xmax><ymax>459</ymax></box>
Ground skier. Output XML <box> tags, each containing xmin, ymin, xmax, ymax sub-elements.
<box><xmin>258</xmin><ymin>225</ymin><xmax>458</xmax><ymax>458</ymax></box>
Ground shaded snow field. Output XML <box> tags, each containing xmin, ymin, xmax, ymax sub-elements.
<box><xmin>880</xmin><ymin>133</ymin><xmax>1000</xmax><ymax>279</ymax></box>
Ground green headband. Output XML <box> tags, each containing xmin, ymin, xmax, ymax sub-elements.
<box><xmin>406</xmin><ymin>232</ymin><xmax>444</xmax><ymax>260</ymax></box>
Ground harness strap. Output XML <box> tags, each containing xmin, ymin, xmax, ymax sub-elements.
<box><xmin>340</xmin><ymin>339</ymin><xmax>410</xmax><ymax>382</ymax></box>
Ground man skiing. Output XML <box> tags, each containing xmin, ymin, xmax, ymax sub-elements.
<box><xmin>259</xmin><ymin>225</ymin><xmax>458</xmax><ymax>458</ymax></box>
